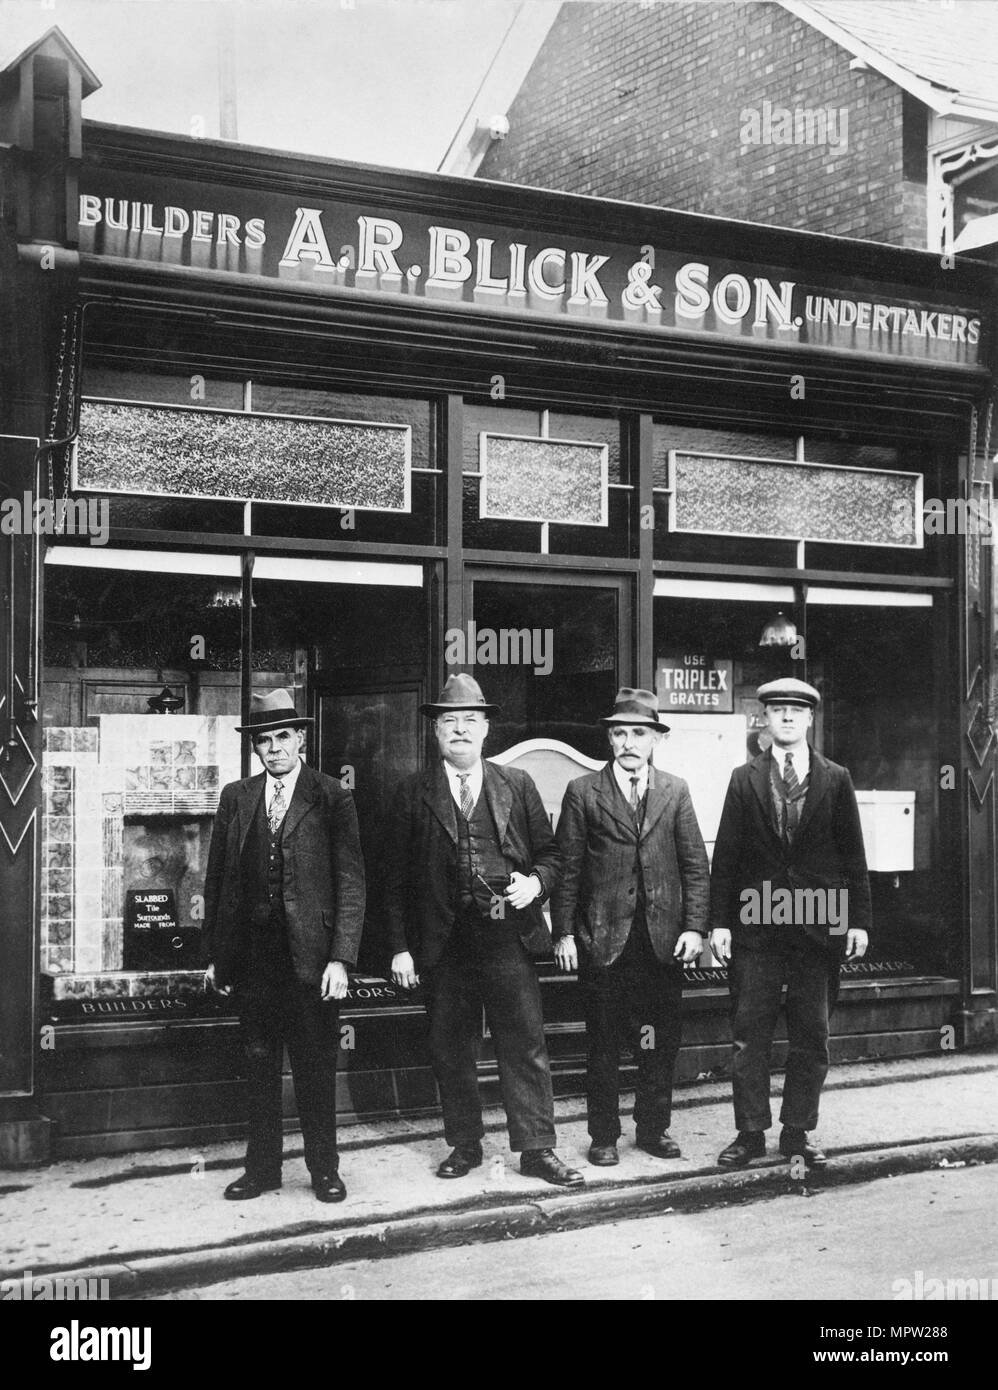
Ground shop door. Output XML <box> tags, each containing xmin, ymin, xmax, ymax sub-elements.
<box><xmin>464</xmin><ymin>569</ymin><xmax>630</xmax><ymax>783</ymax></box>
<box><xmin>312</xmin><ymin>671</ymin><xmax>425</xmax><ymax>976</ymax></box>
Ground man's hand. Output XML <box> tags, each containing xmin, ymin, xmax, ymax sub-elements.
<box><xmin>204</xmin><ymin>963</ymin><xmax>231</xmax><ymax>997</ymax></box>
<box><xmin>674</xmin><ymin>931</ymin><xmax>704</xmax><ymax>965</ymax></box>
<box><xmin>391</xmin><ymin>952</ymin><xmax>419</xmax><ymax>989</ymax></box>
<box><xmin>845</xmin><ymin>928</ymin><xmax>869</xmax><ymax>960</ymax></box>
<box><xmin>504</xmin><ymin>871</ymin><xmax>542</xmax><ymax>911</ymax></box>
<box><xmin>708</xmin><ymin>928</ymin><xmax>732</xmax><ymax>964</ymax></box>
<box><xmin>321</xmin><ymin>960</ymin><xmax>350</xmax><ymax>1001</ymax></box>
<box><xmin>554</xmin><ymin>936</ymin><xmax>578</xmax><ymax>972</ymax></box>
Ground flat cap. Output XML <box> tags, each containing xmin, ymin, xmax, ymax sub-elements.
<box><xmin>757</xmin><ymin>677</ymin><xmax>820</xmax><ymax>708</ymax></box>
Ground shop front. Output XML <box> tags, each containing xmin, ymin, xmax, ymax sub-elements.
<box><xmin>1</xmin><ymin>33</ymin><xmax>995</xmax><ymax>1161</ymax></box>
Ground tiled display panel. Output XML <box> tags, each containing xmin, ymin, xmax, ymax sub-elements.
<box><xmin>41</xmin><ymin>715</ymin><xmax>240</xmax><ymax>987</ymax></box>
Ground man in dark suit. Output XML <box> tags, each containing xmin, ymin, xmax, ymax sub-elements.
<box><xmin>709</xmin><ymin>678</ymin><xmax>870</xmax><ymax>1169</ymax></box>
<box><xmin>552</xmin><ymin>688</ymin><xmax>710</xmax><ymax>1166</ymax></box>
<box><xmin>204</xmin><ymin>688</ymin><xmax>366</xmax><ymax>1203</ymax></box>
<box><xmin>384</xmin><ymin>673</ymin><xmax>583</xmax><ymax>1188</ymax></box>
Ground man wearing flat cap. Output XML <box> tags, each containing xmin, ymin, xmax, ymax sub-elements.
<box><xmin>552</xmin><ymin>688</ymin><xmax>709</xmax><ymax>1166</ymax></box>
<box><xmin>383</xmin><ymin>673</ymin><xmax>583</xmax><ymax>1189</ymax></box>
<box><xmin>709</xmin><ymin>678</ymin><xmax>870</xmax><ymax>1169</ymax></box>
<box><xmin>203</xmin><ymin>688</ymin><xmax>366</xmax><ymax>1203</ymax></box>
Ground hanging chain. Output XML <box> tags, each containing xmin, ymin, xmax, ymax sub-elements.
<box><xmin>46</xmin><ymin>312</ymin><xmax>70</xmax><ymax>505</ymax></box>
<box><xmin>57</xmin><ymin>306</ymin><xmax>81</xmax><ymax>528</ymax></box>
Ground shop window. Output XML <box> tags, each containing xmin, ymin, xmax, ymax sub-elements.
<box><xmin>41</xmin><ymin>564</ymin><xmax>260</xmax><ymax>1021</ymax></box>
<box><xmin>653</xmin><ymin>589</ymin><xmax>949</xmax><ymax>978</ymax></box>
<box><xmin>41</xmin><ymin>558</ymin><xmax>429</xmax><ymax>1015</ymax></box>
<box><xmin>77</xmin><ymin>366</ymin><xmax>438</xmax><ymax>545</ymax></box>
<box><xmin>653</xmin><ymin>422</ymin><xmax>948</xmax><ymax>577</ymax></box>
<box><xmin>463</xmin><ymin>403</ymin><xmax>630</xmax><ymax>556</ymax></box>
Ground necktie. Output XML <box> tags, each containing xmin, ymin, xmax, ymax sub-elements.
<box><xmin>782</xmin><ymin>753</ymin><xmax>801</xmax><ymax>844</ymax></box>
<box><xmin>629</xmin><ymin>776</ymin><xmax>641</xmax><ymax>811</ymax></box>
<box><xmin>783</xmin><ymin>752</ymin><xmax>798</xmax><ymax>795</ymax></box>
<box><xmin>269</xmin><ymin>778</ymin><xmax>287</xmax><ymax>835</ymax></box>
<box><xmin>458</xmin><ymin>773</ymin><xmax>474</xmax><ymax>820</ymax></box>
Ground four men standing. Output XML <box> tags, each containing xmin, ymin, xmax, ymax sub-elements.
<box><xmin>207</xmin><ymin>671</ymin><xmax>870</xmax><ymax>1197</ymax></box>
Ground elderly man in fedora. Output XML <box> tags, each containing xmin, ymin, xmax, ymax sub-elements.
<box><xmin>709</xmin><ymin>678</ymin><xmax>870</xmax><ymax>1170</ymax></box>
<box><xmin>203</xmin><ymin>688</ymin><xmax>366</xmax><ymax>1203</ymax></box>
<box><xmin>384</xmin><ymin>673</ymin><xmax>583</xmax><ymax>1189</ymax></box>
<box><xmin>552</xmin><ymin>688</ymin><xmax>709</xmax><ymax>1166</ymax></box>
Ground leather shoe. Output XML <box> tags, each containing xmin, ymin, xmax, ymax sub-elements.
<box><xmin>779</xmin><ymin>1128</ymin><xmax>828</xmax><ymax>1166</ymax></box>
<box><xmin>437</xmin><ymin>1143</ymin><xmax>483</xmax><ymax>1178</ymax></box>
<box><xmin>312</xmin><ymin>1171</ymin><xmax>347</xmax><ymax>1203</ymax></box>
<box><xmin>520</xmin><ymin>1148</ymin><xmax>585</xmax><ymax>1188</ymax></box>
<box><xmin>635</xmin><ymin>1131</ymin><xmax>682</xmax><ymax>1159</ymax></box>
<box><xmin>223</xmin><ymin>1172</ymin><xmax>281</xmax><ymax>1200</ymax></box>
<box><xmin>588</xmin><ymin>1143</ymin><xmax>619</xmax><ymax>1166</ymax></box>
<box><xmin>717</xmin><ymin>1132</ymin><xmax>766</xmax><ymax>1168</ymax></box>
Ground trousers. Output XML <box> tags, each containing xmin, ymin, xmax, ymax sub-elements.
<box><xmin>238</xmin><ymin>920</ymin><xmax>341</xmax><ymax>1179</ymax></box>
<box><xmin>421</xmin><ymin>908</ymin><xmax>557</xmax><ymax>1153</ymax></box>
<box><xmin>729</xmin><ymin>937</ymin><xmax>841</xmax><ymax>1132</ymax></box>
<box><xmin>580</xmin><ymin>912</ymin><xmax>684</xmax><ymax>1144</ymax></box>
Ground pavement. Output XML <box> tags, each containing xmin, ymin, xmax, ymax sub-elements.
<box><xmin>2</xmin><ymin>1048</ymin><xmax>997</xmax><ymax>1300</ymax></box>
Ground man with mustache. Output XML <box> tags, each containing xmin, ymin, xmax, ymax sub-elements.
<box><xmin>552</xmin><ymin>688</ymin><xmax>709</xmax><ymax>1166</ymax></box>
<box><xmin>384</xmin><ymin>674</ymin><xmax>583</xmax><ymax>1188</ymax></box>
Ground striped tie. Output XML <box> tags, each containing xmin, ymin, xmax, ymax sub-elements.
<box><xmin>458</xmin><ymin>772</ymin><xmax>474</xmax><ymax>820</ymax></box>
<box><xmin>783</xmin><ymin>753</ymin><xmax>798</xmax><ymax>795</ymax></box>
<box><xmin>782</xmin><ymin>753</ymin><xmax>801</xmax><ymax>844</ymax></box>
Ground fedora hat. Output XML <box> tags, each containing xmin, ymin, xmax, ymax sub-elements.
<box><xmin>235</xmin><ymin>687</ymin><xmax>314</xmax><ymax>735</ymax></box>
<box><xmin>757</xmin><ymin>677</ymin><xmax>820</xmax><ymax>709</ymax></box>
<box><xmin>600</xmin><ymin>687</ymin><xmax>669</xmax><ymax>731</ymax></box>
<box><xmin>420</xmin><ymin>673</ymin><xmax>500</xmax><ymax>717</ymax></box>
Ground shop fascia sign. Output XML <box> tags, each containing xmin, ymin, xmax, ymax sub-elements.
<box><xmin>76</xmin><ymin>182</ymin><xmax>985</xmax><ymax>365</ymax></box>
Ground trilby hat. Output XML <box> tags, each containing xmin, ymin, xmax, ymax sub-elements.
<box><xmin>235</xmin><ymin>687</ymin><xmax>314</xmax><ymax>735</ymax></box>
<box><xmin>420</xmin><ymin>672</ymin><xmax>500</xmax><ymax>717</ymax></box>
<box><xmin>600</xmin><ymin>687</ymin><xmax>670</xmax><ymax>731</ymax></box>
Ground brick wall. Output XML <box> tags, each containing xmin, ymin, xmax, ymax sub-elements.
<box><xmin>479</xmin><ymin>0</ymin><xmax>921</xmax><ymax>246</ymax></box>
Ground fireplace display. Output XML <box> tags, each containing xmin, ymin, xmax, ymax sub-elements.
<box><xmin>41</xmin><ymin>714</ymin><xmax>241</xmax><ymax>993</ymax></box>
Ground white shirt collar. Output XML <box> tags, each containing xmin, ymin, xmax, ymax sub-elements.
<box><xmin>266</xmin><ymin>758</ymin><xmax>302</xmax><ymax>807</ymax></box>
<box><xmin>444</xmin><ymin>758</ymin><xmax>484</xmax><ymax>807</ymax></box>
<box><xmin>612</xmin><ymin>759</ymin><xmax>651</xmax><ymax>801</ymax></box>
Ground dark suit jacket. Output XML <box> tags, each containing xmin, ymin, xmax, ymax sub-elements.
<box><xmin>708</xmin><ymin>748</ymin><xmax>871</xmax><ymax>955</ymax></box>
<box><xmin>203</xmin><ymin>761</ymin><xmax>366</xmax><ymax>988</ymax></box>
<box><xmin>551</xmin><ymin>763</ymin><xmax>710</xmax><ymax>967</ymax></box>
<box><xmin>382</xmin><ymin>759</ymin><xmax>562</xmax><ymax>971</ymax></box>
